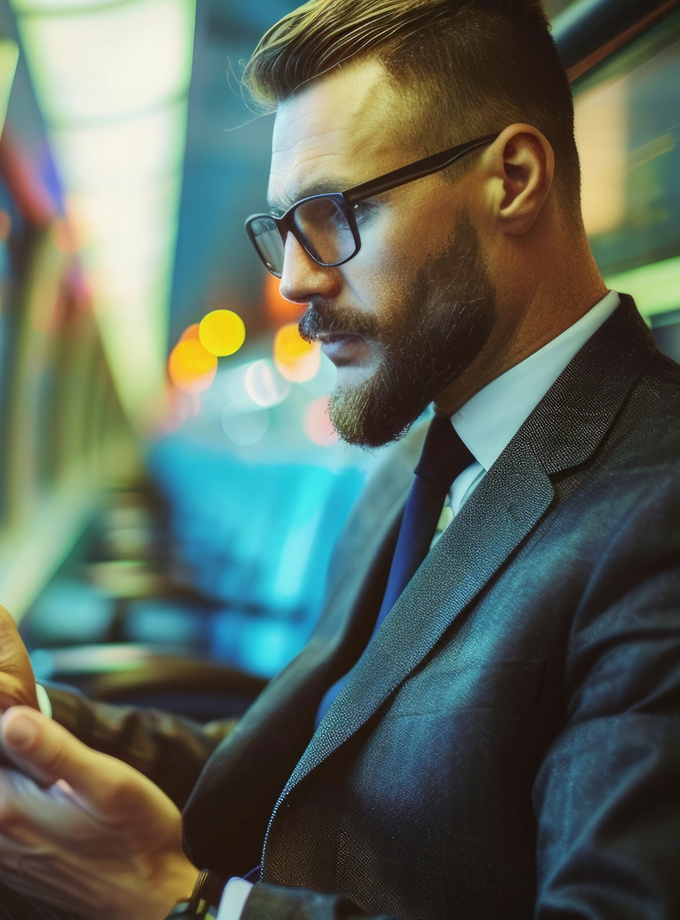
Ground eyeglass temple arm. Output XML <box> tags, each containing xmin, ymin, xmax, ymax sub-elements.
<box><xmin>343</xmin><ymin>133</ymin><xmax>499</xmax><ymax>205</ymax></box>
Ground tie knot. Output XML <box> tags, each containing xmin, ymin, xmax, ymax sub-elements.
<box><xmin>414</xmin><ymin>415</ymin><xmax>474</xmax><ymax>489</ymax></box>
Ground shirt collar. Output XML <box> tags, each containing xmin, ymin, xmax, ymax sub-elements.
<box><xmin>450</xmin><ymin>290</ymin><xmax>621</xmax><ymax>472</ymax></box>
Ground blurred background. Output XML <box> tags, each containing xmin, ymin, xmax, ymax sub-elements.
<box><xmin>0</xmin><ymin>0</ymin><xmax>677</xmax><ymax>714</ymax></box>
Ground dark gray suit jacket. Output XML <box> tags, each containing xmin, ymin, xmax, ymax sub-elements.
<box><xmin>50</xmin><ymin>296</ymin><xmax>680</xmax><ymax>919</ymax></box>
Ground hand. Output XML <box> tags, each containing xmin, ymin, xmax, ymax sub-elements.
<box><xmin>0</xmin><ymin>605</ymin><xmax>38</xmax><ymax>712</ymax></box>
<box><xmin>0</xmin><ymin>706</ymin><xmax>199</xmax><ymax>920</ymax></box>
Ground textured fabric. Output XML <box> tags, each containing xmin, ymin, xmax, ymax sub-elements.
<box><xmin>376</xmin><ymin>415</ymin><xmax>474</xmax><ymax>630</ymax></box>
<box><xmin>314</xmin><ymin>417</ymin><xmax>473</xmax><ymax>727</ymax></box>
<box><xmin>451</xmin><ymin>288</ymin><xmax>619</xmax><ymax>471</ymax></box>
<box><xmin>46</xmin><ymin>686</ymin><xmax>235</xmax><ymax>809</ymax></box>
<box><xmin>443</xmin><ymin>289</ymin><xmax>620</xmax><ymax>515</ymax></box>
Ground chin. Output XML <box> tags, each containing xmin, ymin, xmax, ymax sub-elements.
<box><xmin>328</xmin><ymin>384</ymin><xmax>426</xmax><ymax>449</ymax></box>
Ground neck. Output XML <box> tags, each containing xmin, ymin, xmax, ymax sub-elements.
<box><xmin>434</xmin><ymin>219</ymin><xmax>607</xmax><ymax>416</ymax></box>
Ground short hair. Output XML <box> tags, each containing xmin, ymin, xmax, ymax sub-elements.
<box><xmin>243</xmin><ymin>0</ymin><xmax>581</xmax><ymax>207</ymax></box>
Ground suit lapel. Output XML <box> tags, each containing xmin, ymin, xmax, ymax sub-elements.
<box><xmin>283</xmin><ymin>444</ymin><xmax>554</xmax><ymax>792</ymax></box>
<box><xmin>280</xmin><ymin>295</ymin><xmax>657</xmax><ymax>794</ymax></box>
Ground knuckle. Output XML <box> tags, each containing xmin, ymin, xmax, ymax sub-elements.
<box><xmin>97</xmin><ymin>769</ymin><xmax>140</xmax><ymax>816</ymax></box>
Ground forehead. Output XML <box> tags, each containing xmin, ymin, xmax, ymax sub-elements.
<box><xmin>268</xmin><ymin>58</ymin><xmax>409</xmax><ymax>208</ymax></box>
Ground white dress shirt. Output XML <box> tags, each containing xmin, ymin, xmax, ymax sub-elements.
<box><xmin>217</xmin><ymin>291</ymin><xmax>622</xmax><ymax>920</ymax></box>
<box><xmin>447</xmin><ymin>290</ymin><xmax>620</xmax><ymax>516</ymax></box>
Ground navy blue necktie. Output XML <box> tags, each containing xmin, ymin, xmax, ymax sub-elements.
<box><xmin>315</xmin><ymin>415</ymin><xmax>474</xmax><ymax>727</ymax></box>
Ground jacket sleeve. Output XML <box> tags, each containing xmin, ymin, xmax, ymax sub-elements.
<box><xmin>47</xmin><ymin>685</ymin><xmax>236</xmax><ymax>809</ymax></box>
<box><xmin>532</xmin><ymin>478</ymin><xmax>680</xmax><ymax>918</ymax></box>
<box><xmin>241</xmin><ymin>884</ymin><xmax>398</xmax><ymax>920</ymax></box>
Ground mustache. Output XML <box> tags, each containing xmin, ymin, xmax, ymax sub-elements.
<box><xmin>298</xmin><ymin>302</ymin><xmax>380</xmax><ymax>343</ymax></box>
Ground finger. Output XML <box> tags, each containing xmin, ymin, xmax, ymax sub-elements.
<box><xmin>0</xmin><ymin>708</ymin><xmax>71</xmax><ymax>788</ymax></box>
<box><xmin>0</xmin><ymin>707</ymin><xmax>130</xmax><ymax>813</ymax></box>
<box><xmin>0</xmin><ymin>606</ymin><xmax>38</xmax><ymax>713</ymax></box>
<box><xmin>0</xmin><ymin>746</ymin><xmax>51</xmax><ymax>787</ymax></box>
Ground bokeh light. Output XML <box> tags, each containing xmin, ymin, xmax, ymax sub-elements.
<box><xmin>199</xmin><ymin>309</ymin><xmax>246</xmax><ymax>357</ymax></box>
<box><xmin>304</xmin><ymin>396</ymin><xmax>338</xmax><ymax>446</ymax></box>
<box><xmin>168</xmin><ymin>338</ymin><xmax>217</xmax><ymax>393</ymax></box>
<box><xmin>274</xmin><ymin>322</ymin><xmax>321</xmax><ymax>383</ymax></box>
<box><xmin>52</xmin><ymin>217</ymin><xmax>77</xmax><ymax>253</ymax></box>
<box><xmin>179</xmin><ymin>323</ymin><xmax>200</xmax><ymax>342</ymax></box>
<box><xmin>221</xmin><ymin>407</ymin><xmax>269</xmax><ymax>446</ymax></box>
<box><xmin>244</xmin><ymin>359</ymin><xmax>290</xmax><ymax>408</ymax></box>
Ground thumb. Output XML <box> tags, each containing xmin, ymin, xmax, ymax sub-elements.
<box><xmin>0</xmin><ymin>706</ymin><xmax>128</xmax><ymax>810</ymax></box>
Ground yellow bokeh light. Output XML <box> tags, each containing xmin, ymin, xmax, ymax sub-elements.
<box><xmin>273</xmin><ymin>322</ymin><xmax>321</xmax><ymax>383</ymax></box>
<box><xmin>168</xmin><ymin>339</ymin><xmax>217</xmax><ymax>393</ymax></box>
<box><xmin>199</xmin><ymin>309</ymin><xmax>246</xmax><ymax>357</ymax></box>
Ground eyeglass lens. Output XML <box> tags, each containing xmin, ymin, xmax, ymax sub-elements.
<box><xmin>249</xmin><ymin>217</ymin><xmax>285</xmax><ymax>276</ymax></box>
<box><xmin>251</xmin><ymin>197</ymin><xmax>357</xmax><ymax>276</ymax></box>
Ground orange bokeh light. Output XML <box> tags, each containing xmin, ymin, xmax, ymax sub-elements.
<box><xmin>179</xmin><ymin>323</ymin><xmax>201</xmax><ymax>342</ymax></box>
<box><xmin>52</xmin><ymin>217</ymin><xmax>78</xmax><ymax>254</ymax></box>
<box><xmin>273</xmin><ymin>322</ymin><xmax>320</xmax><ymax>383</ymax></box>
<box><xmin>168</xmin><ymin>339</ymin><xmax>218</xmax><ymax>393</ymax></box>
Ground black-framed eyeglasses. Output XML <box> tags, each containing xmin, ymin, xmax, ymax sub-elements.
<box><xmin>245</xmin><ymin>132</ymin><xmax>498</xmax><ymax>279</ymax></box>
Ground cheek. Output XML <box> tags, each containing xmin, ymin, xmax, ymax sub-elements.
<box><xmin>341</xmin><ymin>243</ymin><xmax>403</xmax><ymax>313</ymax></box>
<box><xmin>357</xmin><ymin>216</ymin><xmax>408</xmax><ymax>277</ymax></box>
<box><xmin>343</xmin><ymin>262</ymin><xmax>407</xmax><ymax>322</ymax></box>
<box><xmin>341</xmin><ymin>195</ymin><xmax>457</xmax><ymax>314</ymax></box>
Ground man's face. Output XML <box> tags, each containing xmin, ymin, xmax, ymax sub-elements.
<box><xmin>268</xmin><ymin>59</ymin><xmax>497</xmax><ymax>447</ymax></box>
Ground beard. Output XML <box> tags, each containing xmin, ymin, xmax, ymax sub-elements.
<box><xmin>298</xmin><ymin>212</ymin><xmax>497</xmax><ymax>448</ymax></box>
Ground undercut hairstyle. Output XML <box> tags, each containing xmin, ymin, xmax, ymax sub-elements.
<box><xmin>243</xmin><ymin>0</ymin><xmax>581</xmax><ymax>209</ymax></box>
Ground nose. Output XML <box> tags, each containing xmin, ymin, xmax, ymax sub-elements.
<box><xmin>278</xmin><ymin>232</ymin><xmax>341</xmax><ymax>305</ymax></box>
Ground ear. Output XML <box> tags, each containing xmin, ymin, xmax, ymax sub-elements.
<box><xmin>485</xmin><ymin>124</ymin><xmax>555</xmax><ymax>234</ymax></box>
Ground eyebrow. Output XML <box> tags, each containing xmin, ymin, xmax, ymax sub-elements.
<box><xmin>266</xmin><ymin>176</ymin><xmax>355</xmax><ymax>214</ymax></box>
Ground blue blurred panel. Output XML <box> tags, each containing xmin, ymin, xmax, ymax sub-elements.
<box><xmin>25</xmin><ymin>577</ymin><xmax>116</xmax><ymax>645</ymax></box>
<box><xmin>149</xmin><ymin>435</ymin><xmax>365</xmax><ymax>674</ymax></box>
<box><xmin>123</xmin><ymin>598</ymin><xmax>212</xmax><ymax>648</ymax></box>
<box><xmin>209</xmin><ymin>611</ymin><xmax>310</xmax><ymax>678</ymax></box>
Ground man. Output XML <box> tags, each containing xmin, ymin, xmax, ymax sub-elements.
<box><xmin>0</xmin><ymin>0</ymin><xmax>679</xmax><ymax>918</ymax></box>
